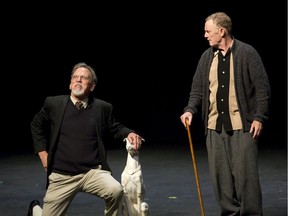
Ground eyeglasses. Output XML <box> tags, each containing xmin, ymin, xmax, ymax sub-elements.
<box><xmin>71</xmin><ymin>75</ymin><xmax>91</xmax><ymax>81</ymax></box>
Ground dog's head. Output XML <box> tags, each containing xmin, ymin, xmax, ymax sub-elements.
<box><xmin>123</xmin><ymin>138</ymin><xmax>138</xmax><ymax>157</ymax></box>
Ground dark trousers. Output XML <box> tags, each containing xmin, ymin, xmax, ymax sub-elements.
<box><xmin>206</xmin><ymin>128</ymin><xmax>263</xmax><ymax>216</ymax></box>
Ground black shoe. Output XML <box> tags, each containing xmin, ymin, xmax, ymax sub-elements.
<box><xmin>27</xmin><ymin>199</ymin><xmax>40</xmax><ymax>216</ymax></box>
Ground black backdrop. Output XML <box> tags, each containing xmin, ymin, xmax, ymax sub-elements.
<box><xmin>3</xmin><ymin>1</ymin><xmax>287</xmax><ymax>152</ymax></box>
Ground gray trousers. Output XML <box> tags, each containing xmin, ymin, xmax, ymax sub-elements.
<box><xmin>41</xmin><ymin>167</ymin><xmax>123</xmax><ymax>216</ymax></box>
<box><xmin>206</xmin><ymin>129</ymin><xmax>262</xmax><ymax>216</ymax></box>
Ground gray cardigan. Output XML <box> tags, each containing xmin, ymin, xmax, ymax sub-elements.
<box><xmin>184</xmin><ymin>39</ymin><xmax>271</xmax><ymax>134</ymax></box>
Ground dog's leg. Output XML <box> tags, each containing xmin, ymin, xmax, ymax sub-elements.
<box><xmin>141</xmin><ymin>202</ymin><xmax>149</xmax><ymax>216</ymax></box>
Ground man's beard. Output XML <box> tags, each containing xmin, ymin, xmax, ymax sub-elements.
<box><xmin>72</xmin><ymin>87</ymin><xmax>85</xmax><ymax>97</ymax></box>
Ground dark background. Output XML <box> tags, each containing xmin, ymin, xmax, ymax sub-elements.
<box><xmin>2</xmin><ymin>1</ymin><xmax>287</xmax><ymax>152</ymax></box>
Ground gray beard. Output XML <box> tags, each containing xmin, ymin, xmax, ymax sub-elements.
<box><xmin>72</xmin><ymin>88</ymin><xmax>85</xmax><ymax>97</ymax></box>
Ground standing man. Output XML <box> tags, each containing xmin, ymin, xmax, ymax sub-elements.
<box><xmin>180</xmin><ymin>12</ymin><xmax>271</xmax><ymax>215</ymax></box>
<box><xmin>28</xmin><ymin>62</ymin><xmax>144</xmax><ymax>216</ymax></box>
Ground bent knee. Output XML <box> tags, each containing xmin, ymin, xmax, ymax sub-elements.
<box><xmin>108</xmin><ymin>183</ymin><xmax>124</xmax><ymax>198</ymax></box>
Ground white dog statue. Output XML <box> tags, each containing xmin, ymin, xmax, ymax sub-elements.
<box><xmin>121</xmin><ymin>138</ymin><xmax>149</xmax><ymax>216</ymax></box>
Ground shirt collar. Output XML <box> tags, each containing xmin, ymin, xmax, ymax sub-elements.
<box><xmin>70</xmin><ymin>96</ymin><xmax>88</xmax><ymax>109</ymax></box>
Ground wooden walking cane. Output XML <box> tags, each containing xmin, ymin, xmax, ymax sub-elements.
<box><xmin>185</xmin><ymin>118</ymin><xmax>205</xmax><ymax>216</ymax></box>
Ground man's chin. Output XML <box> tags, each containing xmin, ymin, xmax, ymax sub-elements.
<box><xmin>72</xmin><ymin>90</ymin><xmax>85</xmax><ymax>97</ymax></box>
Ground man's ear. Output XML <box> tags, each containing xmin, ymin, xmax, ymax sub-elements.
<box><xmin>90</xmin><ymin>83</ymin><xmax>96</xmax><ymax>91</ymax></box>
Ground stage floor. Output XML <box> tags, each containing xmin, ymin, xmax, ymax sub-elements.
<box><xmin>0</xmin><ymin>145</ymin><xmax>287</xmax><ymax>216</ymax></box>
